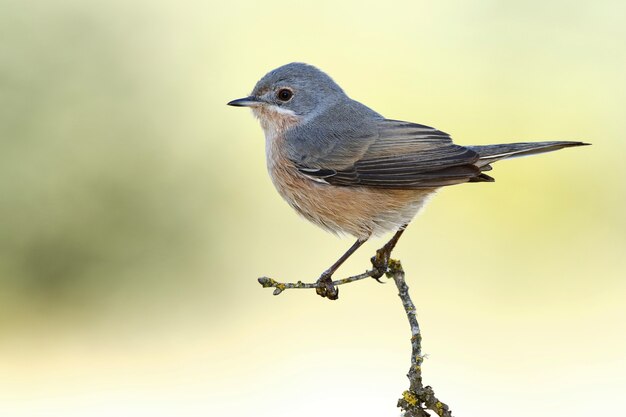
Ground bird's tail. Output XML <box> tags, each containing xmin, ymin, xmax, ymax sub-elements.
<box><xmin>468</xmin><ymin>141</ymin><xmax>589</xmax><ymax>169</ymax></box>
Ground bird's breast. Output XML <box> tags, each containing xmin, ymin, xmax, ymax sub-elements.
<box><xmin>264</xmin><ymin>130</ymin><xmax>435</xmax><ymax>239</ymax></box>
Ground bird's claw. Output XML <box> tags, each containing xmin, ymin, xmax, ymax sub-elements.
<box><xmin>370</xmin><ymin>248</ymin><xmax>391</xmax><ymax>281</ymax></box>
<box><xmin>316</xmin><ymin>273</ymin><xmax>339</xmax><ymax>300</ymax></box>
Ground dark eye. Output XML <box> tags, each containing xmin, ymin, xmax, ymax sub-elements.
<box><xmin>277</xmin><ymin>88</ymin><xmax>293</xmax><ymax>101</ymax></box>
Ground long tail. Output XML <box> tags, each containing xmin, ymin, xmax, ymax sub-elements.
<box><xmin>468</xmin><ymin>141</ymin><xmax>589</xmax><ymax>168</ymax></box>
<box><xmin>465</xmin><ymin>141</ymin><xmax>589</xmax><ymax>182</ymax></box>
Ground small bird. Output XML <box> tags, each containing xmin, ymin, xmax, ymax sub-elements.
<box><xmin>228</xmin><ymin>63</ymin><xmax>587</xmax><ymax>300</ymax></box>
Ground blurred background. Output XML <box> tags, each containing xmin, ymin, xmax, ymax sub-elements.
<box><xmin>1</xmin><ymin>0</ymin><xmax>624</xmax><ymax>416</ymax></box>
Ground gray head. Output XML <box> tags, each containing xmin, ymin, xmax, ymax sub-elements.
<box><xmin>227</xmin><ymin>63</ymin><xmax>347</xmax><ymax>120</ymax></box>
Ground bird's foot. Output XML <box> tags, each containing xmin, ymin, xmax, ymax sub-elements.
<box><xmin>315</xmin><ymin>273</ymin><xmax>339</xmax><ymax>300</ymax></box>
<box><xmin>370</xmin><ymin>246</ymin><xmax>392</xmax><ymax>282</ymax></box>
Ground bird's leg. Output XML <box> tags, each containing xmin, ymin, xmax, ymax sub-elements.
<box><xmin>371</xmin><ymin>226</ymin><xmax>407</xmax><ymax>281</ymax></box>
<box><xmin>316</xmin><ymin>237</ymin><xmax>368</xmax><ymax>300</ymax></box>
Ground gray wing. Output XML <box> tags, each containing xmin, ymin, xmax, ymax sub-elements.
<box><xmin>293</xmin><ymin>118</ymin><xmax>490</xmax><ymax>189</ymax></box>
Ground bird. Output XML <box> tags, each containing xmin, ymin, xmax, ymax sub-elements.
<box><xmin>227</xmin><ymin>62</ymin><xmax>588</xmax><ymax>300</ymax></box>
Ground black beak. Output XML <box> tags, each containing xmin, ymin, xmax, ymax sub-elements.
<box><xmin>227</xmin><ymin>96</ymin><xmax>261</xmax><ymax>107</ymax></box>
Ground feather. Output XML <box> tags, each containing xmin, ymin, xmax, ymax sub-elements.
<box><xmin>295</xmin><ymin>119</ymin><xmax>481</xmax><ymax>189</ymax></box>
<box><xmin>290</xmin><ymin>109</ymin><xmax>589</xmax><ymax>190</ymax></box>
<box><xmin>469</xmin><ymin>141</ymin><xmax>589</xmax><ymax>167</ymax></box>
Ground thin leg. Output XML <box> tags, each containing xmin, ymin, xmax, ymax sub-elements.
<box><xmin>371</xmin><ymin>225</ymin><xmax>408</xmax><ymax>280</ymax></box>
<box><xmin>316</xmin><ymin>237</ymin><xmax>368</xmax><ymax>300</ymax></box>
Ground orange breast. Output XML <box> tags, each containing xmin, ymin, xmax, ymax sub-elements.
<box><xmin>266</xmin><ymin>129</ymin><xmax>434</xmax><ymax>239</ymax></box>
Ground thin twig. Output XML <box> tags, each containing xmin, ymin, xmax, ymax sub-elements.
<box><xmin>257</xmin><ymin>259</ymin><xmax>453</xmax><ymax>416</ymax></box>
<box><xmin>387</xmin><ymin>259</ymin><xmax>452</xmax><ymax>417</ymax></box>
<box><xmin>258</xmin><ymin>268</ymin><xmax>378</xmax><ymax>296</ymax></box>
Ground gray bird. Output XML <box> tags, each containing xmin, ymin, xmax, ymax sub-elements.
<box><xmin>228</xmin><ymin>62</ymin><xmax>587</xmax><ymax>300</ymax></box>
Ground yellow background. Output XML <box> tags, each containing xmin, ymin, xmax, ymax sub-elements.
<box><xmin>1</xmin><ymin>1</ymin><xmax>624</xmax><ymax>416</ymax></box>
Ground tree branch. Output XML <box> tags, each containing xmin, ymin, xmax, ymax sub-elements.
<box><xmin>258</xmin><ymin>259</ymin><xmax>453</xmax><ymax>416</ymax></box>
<box><xmin>387</xmin><ymin>259</ymin><xmax>452</xmax><ymax>417</ymax></box>
<box><xmin>257</xmin><ymin>268</ymin><xmax>379</xmax><ymax>296</ymax></box>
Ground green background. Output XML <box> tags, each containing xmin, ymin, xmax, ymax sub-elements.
<box><xmin>1</xmin><ymin>1</ymin><xmax>624</xmax><ymax>416</ymax></box>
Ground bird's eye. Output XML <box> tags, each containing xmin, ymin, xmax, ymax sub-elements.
<box><xmin>277</xmin><ymin>89</ymin><xmax>293</xmax><ymax>101</ymax></box>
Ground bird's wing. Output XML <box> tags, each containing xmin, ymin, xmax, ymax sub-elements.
<box><xmin>294</xmin><ymin>119</ymin><xmax>489</xmax><ymax>189</ymax></box>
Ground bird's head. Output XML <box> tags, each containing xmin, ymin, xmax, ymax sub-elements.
<box><xmin>227</xmin><ymin>62</ymin><xmax>346</xmax><ymax>134</ymax></box>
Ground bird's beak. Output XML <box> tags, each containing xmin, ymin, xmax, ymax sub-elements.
<box><xmin>227</xmin><ymin>96</ymin><xmax>262</xmax><ymax>107</ymax></box>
